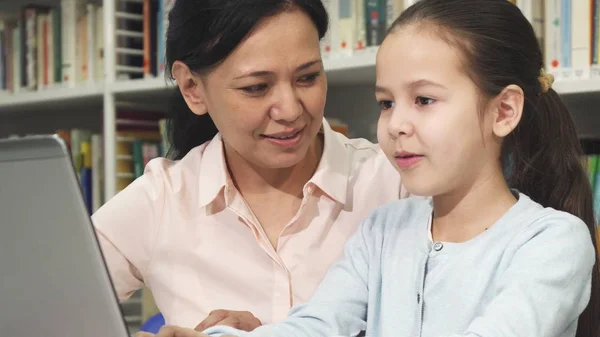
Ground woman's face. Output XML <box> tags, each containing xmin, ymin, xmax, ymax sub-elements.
<box><xmin>181</xmin><ymin>8</ymin><xmax>327</xmax><ymax>169</ymax></box>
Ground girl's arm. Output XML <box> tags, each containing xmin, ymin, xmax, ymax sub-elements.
<box><xmin>441</xmin><ymin>213</ymin><xmax>596</xmax><ymax>337</ymax></box>
<box><xmin>202</xmin><ymin>215</ymin><xmax>380</xmax><ymax>337</ymax></box>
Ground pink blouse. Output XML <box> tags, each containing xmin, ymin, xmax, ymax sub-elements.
<box><xmin>92</xmin><ymin>119</ymin><xmax>408</xmax><ymax>327</ymax></box>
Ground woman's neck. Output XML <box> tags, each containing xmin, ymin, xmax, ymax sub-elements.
<box><xmin>224</xmin><ymin>135</ymin><xmax>324</xmax><ymax>198</ymax></box>
<box><xmin>431</xmin><ymin>166</ymin><xmax>517</xmax><ymax>243</ymax></box>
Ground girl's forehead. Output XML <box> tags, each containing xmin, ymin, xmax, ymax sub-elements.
<box><xmin>378</xmin><ymin>29</ymin><xmax>464</xmax><ymax>75</ymax></box>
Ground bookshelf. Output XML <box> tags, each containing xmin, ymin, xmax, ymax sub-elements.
<box><xmin>5</xmin><ymin>49</ymin><xmax>600</xmax><ymax>112</ymax></box>
<box><xmin>1</xmin><ymin>0</ymin><xmax>600</xmax><ymax>335</ymax></box>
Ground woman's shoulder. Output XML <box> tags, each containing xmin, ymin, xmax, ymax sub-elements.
<box><xmin>331</xmin><ymin>134</ymin><xmax>395</xmax><ymax>176</ymax></box>
<box><xmin>334</xmin><ymin>133</ymin><xmax>383</xmax><ymax>158</ymax></box>
<box><xmin>328</xmin><ymin>133</ymin><xmax>408</xmax><ymax>199</ymax></box>
<box><xmin>96</xmin><ymin>140</ymin><xmax>214</xmax><ymax>212</ymax></box>
<box><xmin>140</xmin><ymin>140</ymin><xmax>217</xmax><ymax>194</ymax></box>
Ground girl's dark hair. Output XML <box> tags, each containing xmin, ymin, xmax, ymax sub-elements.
<box><xmin>164</xmin><ymin>0</ymin><xmax>328</xmax><ymax>160</ymax></box>
<box><xmin>391</xmin><ymin>1</ymin><xmax>599</xmax><ymax>336</ymax></box>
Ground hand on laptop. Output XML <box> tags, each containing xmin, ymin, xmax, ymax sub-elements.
<box><xmin>133</xmin><ymin>309</ymin><xmax>258</xmax><ymax>337</ymax></box>
<box><xmin>195</xmin><ymin>309</ymin><xmax>262</xmax><ymax>332</ymax></box>
<box><xmin>135</xmin><ymin>325</ymin><xmax>234</xmax><ymax>337</ymax></box>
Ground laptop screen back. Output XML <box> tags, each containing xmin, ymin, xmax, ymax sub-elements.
<box><xmin>0</xmin><ymin>135</ymin><xmax>129</xmax><ymax>337</ymax></box>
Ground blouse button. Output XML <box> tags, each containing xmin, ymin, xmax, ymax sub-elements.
<box><xmin>433</xmin><ymin>242</ymin><xmax>444</xmax><ymax>251</ymax></box>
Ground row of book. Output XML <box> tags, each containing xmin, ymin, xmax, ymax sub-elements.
<box><xmin>539</xmin><ymin>0</ymin><xmax>600</xmax><ymax>81</ymax></box>
<box><xmin>320</xmin><ymin>0</ymin><xmax>537</xmax><ymax>56</ymax></box>
<box><xmin>322</xmin><ymin>0</ymin><xmax>600</xmax><ymax>82</ymax></box>
<box><xmin>586</xmin><ymin>154</ymin><xmax>600</xmax><ymax>228</ymax></box>
<box><xmin>320</xmin><ymin>0</ymin><xmax>416</xmax><ymax>56</ymax></box>
<box><xmin>2</xmin><ymin>0</ymin><xmax>599</xmax><ymax>93</ymax></box>
<box><xmin>583</xmin><ymin>154</ymin><xmax>600</xmax><ymax>252</ymax></box>
<box><xmin>0</xmin><ymin>0</ymin><xmax>175</xmax><ymax>94</ymax></box>
<box><xmin>0</xmin><ymin>0</ymin><xmax>104</xmax><ymax>93</ymax></box>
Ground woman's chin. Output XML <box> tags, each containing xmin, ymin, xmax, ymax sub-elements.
<box><xmin>257</xmin><ymin>152</ymin><xmax>308</xmax><ymax>169</ymax></box>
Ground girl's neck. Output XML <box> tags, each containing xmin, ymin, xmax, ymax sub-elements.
<box><xmin>224</xmin><ymin>134</ymin><xmax>323</xmax><ymax>198</ymax></box>
<box><xmin>431</xmin><ymin>167</ymin><xmax>517</xmax><ymax>243</ymax></box>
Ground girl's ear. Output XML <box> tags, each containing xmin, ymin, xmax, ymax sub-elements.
<box><xmin>171</xmin><ymin>61</ymin><xmax>209</xmax><ymax>116</ymax></box>
<box><xmin>491</xmin><ymin>84</ymin><xmax>524</xmax><ymax>138</ymax></box>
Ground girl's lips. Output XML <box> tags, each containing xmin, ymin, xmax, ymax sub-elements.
<box><xmin>395</xmin><ymin>154</ymin><xmax>424</xmax><ymax>169</ymax></box>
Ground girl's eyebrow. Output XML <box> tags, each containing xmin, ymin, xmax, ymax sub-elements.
<box><xmin>407</xmin><ymin>79</ymin><xmax>448</xmax><ymax>90</ymax></box>
<box><xmin>375</xmin><ymin>85</ymin><xmax>391</xmax><ymax>94</ymax></box>
<box><xmin>376</xmin><ymin>79</ymin><xmax>448</xmax><ymax>94</ymax></box>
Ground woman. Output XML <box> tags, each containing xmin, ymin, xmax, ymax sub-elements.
<box><xmin>92</xmin><ymin>0</ymin><xmax>408</xmax><ymax>332</ymax></box>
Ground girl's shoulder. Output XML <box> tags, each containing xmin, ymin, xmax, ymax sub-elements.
<box><xmin>360</xmin><ymin>196</ymin><xmax>433</xmax><ymax>236</ymax></box>
<box><xmin>510</xmin><ymin>193</ymin><xmax>594</xmax><ymax>251</ymax></box>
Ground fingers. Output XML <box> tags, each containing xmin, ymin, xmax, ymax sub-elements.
<box><xmin>217</xmin><ymin>316</ymin><xmax>256</xmax><ymax>332</ymax></box>
<box><xmin>155</xmin><ymin>325</ymin><xmax>210</xmax><ymax>337</ymax></box>
<box><xmin>195</xmin><ymin>309</ymin><xmax>230</xmax><ymax>330</ymax></box>
<box><xmin>233</xmin><ymin>311</ymin><xmax>261</xmax><ymax>331</ymax></box>
<box><xmin>195</xmin><ymin>310</ymin><xmax>261</xmax><ymax>332</ymax></box>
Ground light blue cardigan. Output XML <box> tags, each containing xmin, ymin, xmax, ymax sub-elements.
<box><xmin>205</xmin><ymin>192</ymin><xmax>596</xmax><ymax>337</ymax></box>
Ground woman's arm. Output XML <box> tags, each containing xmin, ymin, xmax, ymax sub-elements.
<box><xmin>92</xmin><ymin>160</ymin><xmax>165</xmax><ymax>301</ymax></box>
<box><xmin>202</xmin><ymin>214</ymin><xmax>382</xmax><ymax>337</ymax></box>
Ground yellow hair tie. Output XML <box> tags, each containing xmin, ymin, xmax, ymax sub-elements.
<box><xmin>538</xmin><ymin>69</ymin><xmax>554</xmax><ymax>93</ymax></box>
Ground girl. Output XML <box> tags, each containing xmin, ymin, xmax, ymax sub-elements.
<box><xmin>189</xmin><ymin>0</ymin><xmax>596</xmax><ymax>336</ymax></box>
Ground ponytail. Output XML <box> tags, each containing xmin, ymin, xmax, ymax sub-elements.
<box><xmin>165</xmin><ymin>87</ymin><xmax>218</xmax><ymax>160</ymax></box>
<box><xmin>503</xmin><ymin>88</ymin><xmax>600</xmax><ymax>337</ymax></box>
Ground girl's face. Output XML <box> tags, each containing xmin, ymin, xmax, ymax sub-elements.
<box><xmin>375</xmin><ymin>25</ymin><xmax>504</xmax><ymax>197</ymax></box>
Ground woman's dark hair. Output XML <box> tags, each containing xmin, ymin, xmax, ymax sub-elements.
<box><xmin>164</xmin><ymin>0</ymin><xmax>328</xmax><ymax>160</ymax></box>
<box><xmin>391</xmin><ymin>1</ymin><xmax>599</xmax><ymax>336</ymax></box>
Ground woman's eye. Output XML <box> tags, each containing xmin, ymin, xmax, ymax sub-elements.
<box><xmin>416</xmin><ymin>96</ymin><xmax>436</xmax><ymax>106</ymax></box>
<box><xmin>378</xmin><ymin>100</ymin><xmax>394</xmax><ymax>110</ymax></box>
<box><xmin>240</xmin><ymin>84</ymin><xmax>268</xmax><ymax>93</ymax></box>
<box><xmin>298</xmin><ymin>73</ymin><xmax>320</xmax><ymax>84</ymax></box>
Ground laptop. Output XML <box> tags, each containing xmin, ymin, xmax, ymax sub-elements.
<box><xmin>0</xmin><ymin>135</ymin><xmax>130</xmax><ymax>337</ymax></box>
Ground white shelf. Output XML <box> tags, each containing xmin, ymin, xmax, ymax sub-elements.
<box><xmin>322</xmin><ymin>47</ymin><xmax>377</xmax><ymax>84</ymax></box>
<box><xmin>0</xmin><ymin>83</ymin><xmax>104</xmax><ymax>114</ymax></box>
<box><xmin>3</xmin><ymin>52</ymin><xmax>600</xmax><ymax>113</ymax></box>
<box><xmin>111</xmin><ymin>77</ymin><xmax>174</xmax><ymax>94</ymax></box>
<box><xmin>553</xmin><ymin>78</ymin><xmax>600</xmax><ymax>95</ymax></box>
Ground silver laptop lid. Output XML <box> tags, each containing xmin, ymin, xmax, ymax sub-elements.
<box><xmin>0</xmin><ymin>135</ymin><xmax>130</xmax><ymax>337</ymax></box>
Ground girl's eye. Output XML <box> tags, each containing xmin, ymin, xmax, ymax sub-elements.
<box><xmin>298</xmin><ymin>73</ymin><xmax>321</xmax><ymax>84</ymax></box>
<box><xmin>416</xmin><ymin>96</ymin><xmax>436</xmax><ymax>106</ymax></box>
<box><xmin>378</xmin><ymin>100</ymin><xmax>394</xmax><ymax>110</ymax></box>
<box><xmin>240</xmin><ymin>84</ymin><xmax>268</xmax><ymax>94</ymax></box>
